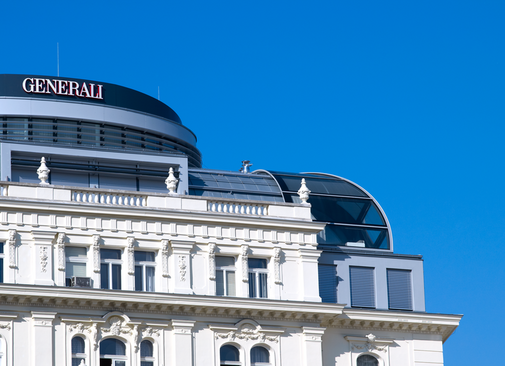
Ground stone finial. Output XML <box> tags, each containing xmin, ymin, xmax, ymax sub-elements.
<box><xmin>165</xmin><ymin>167</ymin><xmax>179</xmax><ymax>194</ymax></box>
<box><xmin>37</xmin><ymin>157</ymin><xmax>50</xmax><ymax>185</ymax></box>
<box><xmin>297</xmin><ymin>178</ymin><xmax>311</xmax><ymax>204</ymax></box>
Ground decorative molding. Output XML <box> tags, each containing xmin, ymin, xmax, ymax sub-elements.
<box><xmin>93</xmin><ymin>234</ymin><xmax>101</xmax><ymax>273</ymax></box>
<box><xmin>0</xmin><ymin>322</ymin><xmax>11</xmax><ymax>330</ymax></box>
<box><xmin>40</xmin><ymin>247</ymin><xmax>49</xmax><ymax>272</ymax></box>
<box><xmin>230</xmin><ymin>227</ymin><xmax>236</xmax><ymax>241</ymax></box>
<box><xmin>127</xmin><ymin>236</ymin><xmax>135</xmax><ymax>275</ymax></box>
<box><xmin>8</xmin><ymin>229</ymin><xmax>17</xmax><ymax>269</ymax></box>
<box><xmin>56</xmin><ymin>232</ymin><xmax>66</xmax><ymax>271</ymax></box>
<box><xmin>241</xmin><ymin>244</ymin><xmax>249</xmax><ymax>282</ymax></box>
<box><xmin>142</xmin><ymin>326</ymin><xmax>161</xmax><ymax>338</ymax></box>
<box><xmin>212</xmin><ymin>320</ymin><xmax>283</xmax><ymax>343</ymax></box>
<box><xmin>208</xmin><ymin>243</ymin><xmax>216</xmax><ymax>280</ymax></box>
<box><xmin>161</xmin><ymin>239</ymin><xmax>170</xmax><ymax>277</ymax></box>
<box><xmin>271</xmin><ymin>230</ymin><xmax>277</xmax><ymax>243</ymax></box>
<box><xmin>178</xmin><ymin>255</ymin><xmax>187</xmax><ymax>282</ymax></box>
<box><xmin>170</xmin><ymin>223</ymin><xmax>177</xmax><ymax>236</ymax></box>
<box><xmin>273</xmin><ymin>247</ymin><xmax>281</xmax><ymax>284</ymax></box>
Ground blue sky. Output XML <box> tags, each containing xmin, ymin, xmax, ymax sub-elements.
<box><xmin>2</xmin><ymin>0</ymin><xmax>504</xmax><ymax>364</ymax></box>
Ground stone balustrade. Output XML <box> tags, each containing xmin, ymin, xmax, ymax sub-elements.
<box><xmin>0</xmin><ymin>182</ymin><xmax>312</xmax><ymax>220</ymax></box>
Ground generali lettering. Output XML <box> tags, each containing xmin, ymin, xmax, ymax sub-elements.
<box><xmin>22</xmin><ymin>78</ymin><xmax>103</xmax><ymax>100</ymax></box>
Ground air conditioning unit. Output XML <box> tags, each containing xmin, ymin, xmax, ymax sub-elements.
<box><xmin>71</xmin><ymin>276</ymin><xmax>92</xmax><ymax>288</ymax></box>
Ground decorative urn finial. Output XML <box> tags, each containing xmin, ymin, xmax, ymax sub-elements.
<box><xmin>37</xmin><ymin>157</ymin><xmax>50</xmax><ymax>185</ymax></box>
<box><xmin>297</xmin><ymin>178</ymin><xmax>311</xmax><ymax>204</ymax></box>
<box><xmin>165</xmin><ymin>167</ymin><xmax>179</xmax><ymax>194</ymax></box>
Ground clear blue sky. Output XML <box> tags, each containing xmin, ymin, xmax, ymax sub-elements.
<box><xmin>1</xmin><ymin>0</ymin><xmax>504</xmax><ymax>364</ymax></box>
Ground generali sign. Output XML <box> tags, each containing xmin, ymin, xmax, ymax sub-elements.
<box><xmin>22</xmin><ymin>77</ymin><xmax>103</xmax><ymax>100</ymax></box>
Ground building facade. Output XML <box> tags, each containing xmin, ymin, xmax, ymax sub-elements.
<box><xmin>0</xmin><ymin>74</ymin><xmax>461</xmax><ymax>366</ymax></box>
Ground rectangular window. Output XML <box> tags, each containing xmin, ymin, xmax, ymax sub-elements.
<box><xmin>318</xmin><ymin>264</ymin><xmax>337</xmax><ymax>303</ymax></box>
<box><xmin>65</xmin><ymin>247</ymin><xmax>87</xmax><ymax>287</ymax></box>
<box><xmin>248</xmin><ymin>258</ymin><xmax>268</xmax><ymax>298</ymax></box>
<box><xmin>134</xmin><ymin>251</ymin><xmax>155</xmax><ymax>292</ymax></box>
<box><xmin>387</xmin><ymin>269</ymin><xmax>413</xmax><ymax>310</ymax></box>
<box><xmin>101</xmin><ymin>249</ymin><xmax>122</xmax><ymax>290</ymax></box>
<box><xmin>350</xmin><ymin>266</ymin><xmax>375</xmax><ymax>308</ymax></box>
<box><xmin>216</xmin><ymin>256</ymin><xmax>236</xmax><ymax>296</ymax></box>
<box><xmin>0</xmin><ymin>242</ymin><xmax>4</xmax><ymax>283</ymax></box>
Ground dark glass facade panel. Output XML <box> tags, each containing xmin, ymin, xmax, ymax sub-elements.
<box><xmin>101</xmin><ymin>249</ymin><xmax>121</xmax><ymax>260</ymax></box>
<box><xmin>319</xmin><ymin>225</ymin><xmax>389</xmax><ymax>249</ymax></box>
<box><xmin>271</xmin><ymin>174</ymin><xmax>367</xmax><ymax>197</ymax></box>
<box><xmin>134</xmin><ymin>251</ymin><xmax>155</xmax><ymax>262</ymax></box>
<box><xmin>285</xmin><ymin>194</ymin><xmax>385</xmax><ymax>226</ymax></box>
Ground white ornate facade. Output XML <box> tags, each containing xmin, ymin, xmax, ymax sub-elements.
<box><xmin>0</xmin><ymin>74</ymin><xmax>461</xmax><ymax>366</ymax></box>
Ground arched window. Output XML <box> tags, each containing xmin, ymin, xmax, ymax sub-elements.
<box><xmin>251</xmin><ymin>346</ymin><xmax>270</xmax><ymax>365</ymax></box>
<box><xmin>220</xmin><ymin>344</ymin><xmax>241</xmax><ymax>365</ymax></box>
<box><xmin>100</xmin><ymin>338</ymin><xmax>126</xmax><ymax>366</ymax></box>
<box><xmin>357</xmin><ymin>354</ymin><xmax>379</xmax><ymax>366</ymax></box>
<box><xmin>140</xmin><ymin>340</ymin><xmax>154</xmax><ymax>366</ymax></box>
<box><xmin>72</xmin><ymin>336</ymin><xmax>86</xmax><ymax>366</ymax></box>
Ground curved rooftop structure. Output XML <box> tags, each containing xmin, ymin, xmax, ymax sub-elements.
<box><xmin>0</xmin><ymin>74</ymin><xmax>202</xmax><ymax>167</ymax></box>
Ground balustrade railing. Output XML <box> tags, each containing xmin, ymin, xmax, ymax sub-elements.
<box><xmin>72</xmin><ymin>190</ymin><xmax>147</xmax><ymax>207</ymax></box>
<box><xmin>208</xmin><ymin>201</ymin><xmax>269</xmax><ymax>216</ymax></box>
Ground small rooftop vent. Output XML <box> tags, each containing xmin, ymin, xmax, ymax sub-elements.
<box><xmin>239</xmin><ymin>160</ymin><xmax>252</xmax><ymax>174</ymax></box>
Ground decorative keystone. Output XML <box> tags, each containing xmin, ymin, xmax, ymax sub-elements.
<box><xmin>37</xmin><ymin>157</ymin><xmax>50</xmax><ymax>185</ymax></box>
<box><xmin>165</xmin><ymin>167</ymin><xmax>179</xmax><ymax>194</ymax></box>
<box><xmin>297</xmin><ymin>178</ymin><xmax>311</xmax><ymax>204</ymax></box>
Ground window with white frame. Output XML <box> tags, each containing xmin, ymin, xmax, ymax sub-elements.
<box><xmin>134</xmin><ymin>251</ymin><xmax>155</xmax><ymax>292</ymax></box>
<box><xmin>251</xmin><ymin>346</ymin><xmax>270</xmax><ymax>366</ymax></box>
<box><xmin>100</xmin><ymin>249</ymin><xmax>122</xmax><ymax>290</ymax></box>
<box><xmin>216</xmin><ymin>256</ymin><xmax>236</xmax><ymax>296</ymax></box>
<box><xmin>0</xmin><ymin>242</ymin><xmax>4</xmax><ymax>284</ymax></box>
<box><xmin>220</xmin><ymin>344</ymin><xmax>241</xmax><ymax>366</ymax></box>
<box><xmin>248</xmin><ymin>258</ymin><xmax>268</xmax><ymax>299</ymax></box>
<box><xmin>71</xmin><ymin>336</ymin><xmax>86</xmax><ymax>366</ymax></box>
<box><xmin>100</xmin><ymin>338</ymin><xmax>127</xmax><ymax>366</ymax></box>
<box><xmin>140</xmin><ymin>340</ymin><xmax>154</xmax><ymax>366</ymax></box>
<box><xmin>65</xmin><ymin>247</ymin><xmax>88</xmax><ymax>287</ymax></box>
<box><xmin>357</xmin><ymin>354</ymin><xmax>378</xmax><ymax>366</ymax></box>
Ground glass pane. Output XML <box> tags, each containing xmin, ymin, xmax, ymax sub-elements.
<box><xmin>318</xmin><ymin>225</ymin><xmax>389</xmax><ymax>249</ymax></box>
<box><xmin>141</xmin><ymin>362</ymin><xmax>154</xmax><ymax>366</ymax></box>
<box><xmin>249</xmin><ymin>272</ymin><xmax>256</xmax><ymax>297</ymax></box>
<box><xmin>140</xmin><ymin>340</ymin><xmax>153</xmax><ymax>357</ymax></box>
<box><xmin>146</xmin><ymin>266</ymin><xmax>155</xmax><ymax>292</ymax></box>
<box><xmin>100</xmin><ymin>338</ymin><xmax>126</xmax><ymax>356</ymax></box>
<box><xmin>115</xmin><ymin>362</ymin><xmax>126</xmax><ymax>366</ymax></box>
<box><xmin>112</xmin><ymin>264</ymin><xmax>121</xmax><ymax>290</ymax></box>
<box><xmin>248</xmin><ymin>258</ymin><xmax>267</xmax><ymax>269</ymax></box>
<box><xmin>66</xmin><ymin>247</ymin><xmax>87</xmax><ymax>258</ymax></box>
<box><xmin>216</xmin><ymin>270</ymin><xmax>225</xmax><ymax>296</ymax></box>
<box><xmin>251</xmin><ymin>346</ymin><xmax>269</xmax><ymax>363</ymax></box>
<box><xmin>100</xmin><ymin>263</ymin><xmax>109</xmax><ymax>289</ymax></box>
<box><xmin>227</xmin><ymin>271</ymin><xmax>236</xmax><ymax>296</ymax></box>
<box><xmin>101</xmin><ymin>249</ymin><xmax>121</xmax><ymax>260</ymax></box>
<box><xmin>134</xmin><ymin>251</ymin><xmax>155</xmax><ymax>262</ymax></box>
<box><xmin>67</xmin><ymin>262</ymin><xmax>86</xmax><ymax>277</ymax></box>
<box><xmin>135</xmin><ymin>266</ymin><xmax>143</xmax><ymax>291</ymax></box>
<box><xmin>0</xmin><ymin>259</ymin><xmax>3</xmax><ymax>283</ymax></box>
<box><xmin>72</xmin><ymin>337</ymin><xmax>85</xmax><ymax>353</ymax></box>
<box><xmin>0</xmin><ymin>242</ymin><xmax>4</xmax><ymax>254</ymax></box>
<box><xmin>72</xmin><ymin>358</ymin><xmax>84</xmax><ymax>366</ymax></box>
<box><xmin>216</xmin><ymin>256</ymin><xmax>234</xmax><ymax>267</ymax></box>
<box><xmin>220</xmin><ymin>345</ymin><xmax>240</xmax><ymax>361</ymax></box>
<box><xmin>259</xmin><ymin>273</ymin><xmax>268</xmax><ymax>298</ymax></box>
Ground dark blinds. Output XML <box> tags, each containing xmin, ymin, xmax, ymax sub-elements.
<box><xmin>350</xmin><ymin>266</ymin><xmax>375</xmax><ymax>308</ymax></box>
<box><xmin>387</xmin><ymin>269</ymin><xmax>413</xmax><ymax>310</ymax></box>
<box><xmin>318</xmin><ymin>265</ymin><xmax>337</xmax><ymax>303</ymax></box>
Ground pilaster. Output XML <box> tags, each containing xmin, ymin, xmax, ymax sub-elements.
<box><xmin>171</xmin><ymin>320</ymin><xmax>196</xmax><ymax>366</ymax></box>
<box><xmin>301</xmin><ymin>326</ymin><xmax>326</xmax><ymax>366</ymax></box>
<box><xmin>31</xmin><ymin>231</ymin><xmax>56</xmax><ymax>286</ymax></box>
<box><xmin>298</xmin><ymin>248</ymin><xmax>322</xmax><ymax>302</ymax></box>
<box><xmin>170</xmin><ymin>240</ymin><xmax>194</xmax><ymax>294</ymax></box>
<box><xmin>31</xmin><ymin>311</ymin><xmax>57</xmax><ymax>366</ymax></box>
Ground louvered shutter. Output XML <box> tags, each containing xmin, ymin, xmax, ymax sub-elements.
<box><xmin>318</xmin><ymin>265</ymin><xmax>337</xmax><ymax>303</ymax></box>
<box><xmin>350</xmin><ymin>266</ymin><xmax>375</xmax><ymax>308</ymax></box>
<box><xmin>387</xmin><ymin>269</ymin><xmax>413</xmax><ymax>310</ymax></box>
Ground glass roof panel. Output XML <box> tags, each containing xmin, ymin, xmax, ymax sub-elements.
<box><xmin>188</xmin><ymin>170</ymin><xmax>282</xmax><ymax>195</ymax></box>
<box><xmin>318</xmin><ymin>225</ymin><xmax>389</xmax><ymax>249</ymax></box>
<box><xmin>271</xmin><ymin>174</ymin><xmax>367</xmax><ymax>197</ymax></box>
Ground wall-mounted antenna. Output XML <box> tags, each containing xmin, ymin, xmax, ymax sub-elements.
<box><xmin>57</xmin><ymin>42</ymin><xmax>60</xmax><ymax>77</ymax></box>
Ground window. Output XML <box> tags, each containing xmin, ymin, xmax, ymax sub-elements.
<box><xmin>100</xmin><ymin>338</ymin><xmax>126</xmax><ymax>366</ymax></box>
<box><xmin>140</xmin><ymin>340</ymin><xmax>154</xmax><ymax>366</ymax></box>
<box><xmin>220</xmin><ymin>344</ymin><xmax>241</xmax><ymax>366</ymax></box>
<box><xmin>387</xmin><ymin>269</ymin><xmax>413</xmax><ymax>311</ymax></box>
<box><xmin>72</xmin><ymin>336</ymin><xmax>86</xmax><ymax>366</ymax></box>
<box><xmin>350</xmin><ymin>266</ymin><xmax>375</xmax><ymax>308</ymax></box>
<box><xmin>357</xmin><ymin>354</ymin><xmax>378</xmax><ymax>366</ymax></box>
<box><xmin>0</xmin><ymin>242</ymin><xmax>4</xmax><ymax>283</ymax></box>
<box><xmin>318</xmin><ymin>264</ymin><xmax>337</xmax><ymax>303</ymax></box>
<box><xmin>251</xmin><ymin>346</ymin><xmax>270</xmax><ymax>366</ymax></box>
<box><xmin>216</xmin><ymin>256</ymin><xmax>236</xmax><ymax>296</ymax></box>
<box><xmin>101</xmin><ymin>249</ymin><xmax>122</xmax><ymax>290</ymax></box>
<box><xmin>135</xmin><ymin>251</ymin><xmax>155</xmax><ymax>292</ymax></box>
<box><xmin>248</xmin><ymin>258</ymin><xmax>268</xmax><ymax>298</ymax></box>
<box><xmin>66</xmin><ymin>247</ymin><xmax>87</xmax><ymax>287</ymax></box>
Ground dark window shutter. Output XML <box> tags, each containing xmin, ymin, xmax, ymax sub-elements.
<box><xmin>387</xmin><ymin>269</ymin><xmax>413</xmax><ymax>310</ymax></box>
<box><xmin>318</xmin><ymin>265</ymin><xmax>337</xmax><ymax>303</ymax></box>
<box><xmin>350</xmin><ymin>266</ymin><xmax>375</xmax><ymax>308</ymax></box>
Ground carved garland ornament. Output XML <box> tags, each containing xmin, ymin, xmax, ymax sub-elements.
<box><xmin>93</xmin><ymin>234</ymin><xmax>101</xmax><ymax>273</ymax></box>
<box><xmin>127</xmin><ymin>237</ymin><xmax>135</xmax><ymax>275</ymax></box>
<box><xmin>208</xmin><ymin>243</ymin><xmax>216</xmax><ymax>280</ymax></box>
<box><xmin>215</xmin><ymin>327</ymin><xmax>279</xmax><ymax>343</ymax></box>
<box><xmin>8</xmin><ymin>229</ymin><xmax>16</xmax><ymax>269</ymax></box>
<box><xmin>40</xmin><ymin>247</ymin><xmax>49</xmax><ymax>272</ymax></box>
<box><xmin>273</xmin><ymin>247</ymin><xmax>281</xmax><ymax>284</ymax></box>
<box><xmin>350</xmin><ymin>334</ymin><xmax>388</xmax><ymax>353</ymax></box>
<box><xmin>178</xmin><ymin>255</ymin><xmax>187</xmax><ymax>282</ymax></box>
<box><xmin>57</xmin><ymin>232</ymin><xmax>66</xmax><ymax>271</ymax></box>
<box><xmin>241</xmin><ymin>244</ymin><xmax>249</xmax><ymax>282</ymax></box>
<box><xmin>161</xmin><ymin>239</ymin><xmax>169</xmax><ymax>277</ymax></box>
